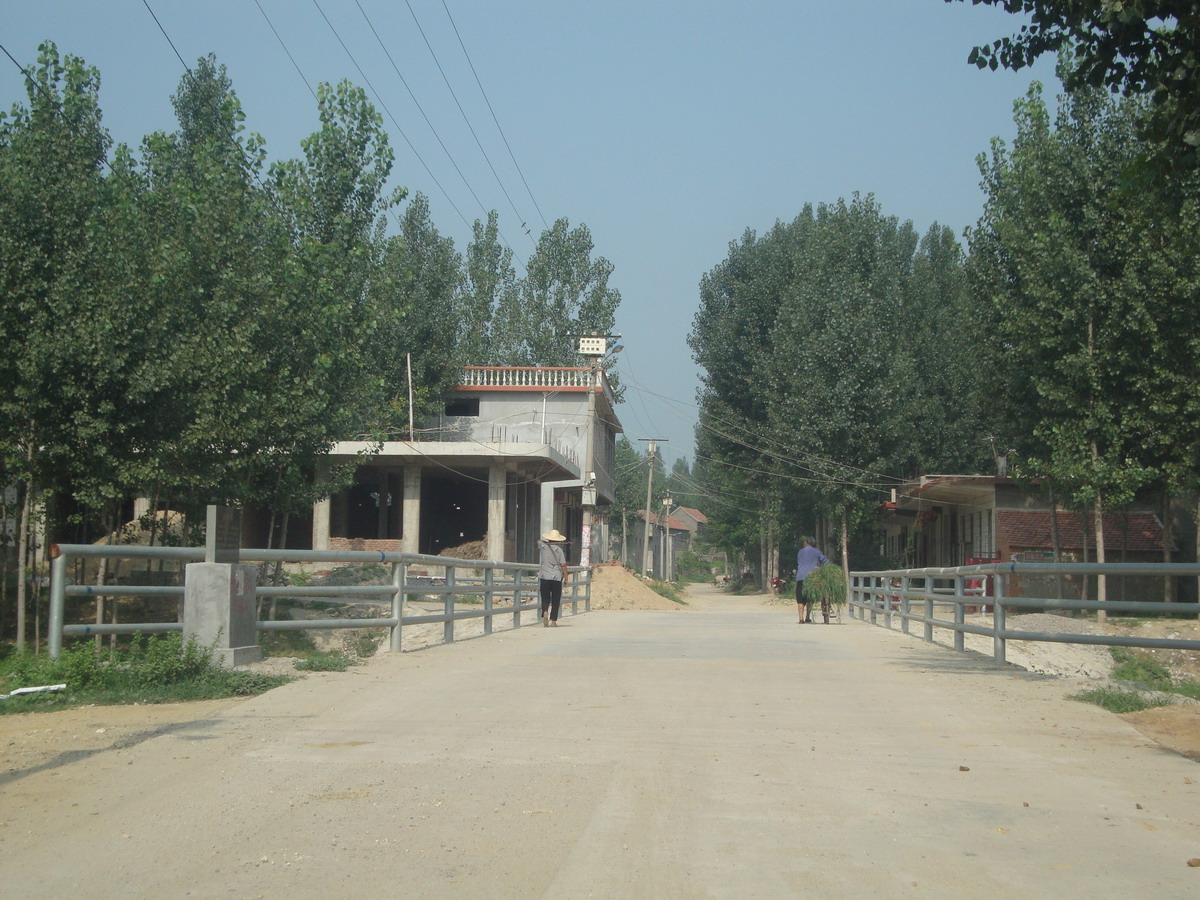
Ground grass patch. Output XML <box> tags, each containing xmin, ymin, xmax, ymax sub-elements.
<box><xmin>1109</xmin><ymin>648</ymin><xmax>1200</xmax><ymax>700</ymax></box>
<box><xmin>258</xmin><ymin>628</ymin><xmax>319</xmax><ymax>657</ymax></box>
<box><xmin>0</xmin><ymin>633</ymin><xmax>290</xmax><ymax>714</ymax></box>
<box><xmin>647</xmin><ymin>580</ymin><xmax>688</xmax><ymax>605</ymax></box>
<box><xmin>293</xmin><ymin>651</ymin><xmax>358</xmax><ymax>672</ymax></box>
<box><xmin>1111</xmin><ymin>648</ymin><xmax>1173</xmax><ymax>689</ymax></box>
<box><xmin>1072</xmin><ymin>687</ymin><xmax>1161</xmax><ymax>714</ymax></box>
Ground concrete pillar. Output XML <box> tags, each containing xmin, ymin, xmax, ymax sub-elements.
<box><xmin>183</xmin><ymin>563</ymin><xmax>263</xmax><ymax>667</ymax></box>
<box><xmin>311</xmin><ymin>460</ymin><xmax>331</xmax><ymax>550</ymax></box>
<box><xmin>488</xmin><ymin>463</ymin><xmax>507</xmax><ymax>562</ymax></box>
<box><xmin>133</xmin><ymin>497</ymin><xmax>151</xmax><ymax>521</ymax></box>
<box><xmin>376</xmin><ymin>467</ymin><xmax>389</xmax><ymax>539</ymax></box>
<box><xmin>312</xmin><ymin>496</ymin><xmax>331</xmax><ymax>550</ymax></box>
<box><xmin>402</xmin><ymin>465</ymin><xmax>422</xmax><ymax>555</ymax></box>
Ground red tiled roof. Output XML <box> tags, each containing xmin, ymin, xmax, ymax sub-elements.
<box><xmin>996</xmin><ymin>509</ymin><xmax>1163</xmax><ymax>553</ymax></box>
<box><xmin>677</xmin><ymin>507</ymin><xmax>708</xmax><ymax>524</ymax></box>
<box><xmin>636</xmin><ymin>510</ymin><xmax>691</xmax><ymax>531</ymax></box>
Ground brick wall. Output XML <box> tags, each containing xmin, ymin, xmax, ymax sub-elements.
<box><xmin>328</xmin><ymin>537</ymin><xmax>405</xmax><ymax>553</ymax></box>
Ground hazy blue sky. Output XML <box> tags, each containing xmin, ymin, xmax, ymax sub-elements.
<box><xmin>2</xmin><ymin>1</ymin><xmax>1055</xmax><ymax>470</ymax></box>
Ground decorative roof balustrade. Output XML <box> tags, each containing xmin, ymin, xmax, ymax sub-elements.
<box><xmin>460</xmin><ymin>366</ymin><xmax>615</xmax><ymax>406</ymax></box>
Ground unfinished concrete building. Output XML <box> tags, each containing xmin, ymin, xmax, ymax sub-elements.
<box><xmin>309</xmin><ymin>366</ymin><xmax>622</xmax><ymax>565</ymax></box>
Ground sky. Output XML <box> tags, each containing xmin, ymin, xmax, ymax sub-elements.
<box><xmin>1</xmin><ymin>1</ymin><xmax>1056</xmax><ymax>471</ymax></box>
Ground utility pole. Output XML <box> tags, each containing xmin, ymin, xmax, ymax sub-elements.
<box><xmin>662</xmin><ymin>492</ymin><xmax>673</xmax><ymax>582</ymax></box>
<box><xmin>639</xmin><ymin>438</ymin><xmax>666</xmax><ymax>578</ymax></box>
<box><xmin>574</xmin><ymin>335</ymin><xmax>621</xmax><ymax>568</ymax></box>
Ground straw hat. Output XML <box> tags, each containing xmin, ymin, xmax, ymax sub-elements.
<box><xmin>541</xmin><ymin>529</ymin><xmax>568</xmax><ymax>542</ymax></box>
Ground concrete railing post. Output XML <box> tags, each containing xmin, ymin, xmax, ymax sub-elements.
<box><xmin>389</xmin><ymin>563</ymin><xmax>406</xmax><ymax>653</ymax></box>
<box><xmin>183</xmin><ymin>563</ymin><xmax>263</xmax><ymax>667</ymax></box>
<box><xmin>954</xmin><ymin>575</ymin><xmax>965</xmax><ymax>653</ymax></box>
<box><xmin>483</xmin><ymin>568</ymin><xmax>494</xmax><ymax>636</ymax></box>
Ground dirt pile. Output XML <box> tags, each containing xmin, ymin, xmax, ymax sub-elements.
<box><xmin>587</xmin><ymin>564</ymin><xmax>683</xmax><ymax>611</ymax></box>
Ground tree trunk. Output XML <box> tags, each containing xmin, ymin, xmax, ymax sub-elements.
<box><xmin>16</xmin><ymin>472</ymin><xmax>32</xmax><ymax>652</ymax></box>
<box><xmin>1049</xmin><ymin>485</ymin><xmax>1064</xmax><ymax>601</ymax></box>
<box><xmin>839</xmin><ymin>508</ymin><xmax>850</xmax><ymax>588</ymax></box>
<box><xmin>1162</xmin><ymin>490</ymin><xmax>1175</xmax><ymax>604</ymax></box>
<box><xmin>1094</xmin><ymin>484</ymin><xmax>1107</xmax><ymax>625</ymax></box>
<box><xmin>1079</xmin><ymin>506</ymin><xmax>1090</xmax><ymax>603</ymax></box>
<box><xmin>96</xmin><ymin>505</ymin><xmax>118</xmax><ymax>653</ymax></box>
<box><xmin>269</xmin><ymin>513</ymin><xmax>290</xmax><ymax>620</ymax></box>
<box><xmin>1</xmin><ymin>494</ymin><xmax>10</xmax><ymax>642</ymax></box>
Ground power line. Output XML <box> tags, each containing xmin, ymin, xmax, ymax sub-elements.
<box><xmin>346</xmin><ymin>0</ymin><xmax>526</xmax><ymax>268</ymax></box>
<box><xmin>254</xmin><ymin>0</ymin><xmax>317</xmax><ymax>101</ymax></box>
<box><xmin>308</xmin><ymin>0</ymin><xmax>473</xmax><ymax>234</ymax></box>
<box><xmin>441</xmin><ymin>0</ymin><xmax>549</xmax><ymax>232</ymax></box>
<box><xmin>402</xmin><ymin>0</ymin><xmax>534</xmax><ymax>243</ymax></box>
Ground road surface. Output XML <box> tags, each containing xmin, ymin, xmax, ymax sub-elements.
<box><xmin>2</xmin><ymin>585</ymin><xmax>1197</xmax><ymax>897</ymax></box>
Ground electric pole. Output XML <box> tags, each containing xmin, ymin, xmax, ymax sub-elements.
<box><xmin>639</xmin><ymin>438</ymin><xmax>666</xmax><ymax>578</ymax></box>
<box><xmin>574</xmin><ymin>335</ymin><xmax>621</xmax><ymax>568</ymax></box>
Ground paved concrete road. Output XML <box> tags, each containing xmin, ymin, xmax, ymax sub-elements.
<box><xmin>3</xmin><ymin>589</ymin><xmax>1198</xmax><ymax>898</ymax></box>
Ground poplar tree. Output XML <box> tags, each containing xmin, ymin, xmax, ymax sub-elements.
<box><xmin>0</xmin><ymin>43</ymin><xmax>109</xmax><ymax>647</ymax></box>
<box><xmin>968</xmin><ymin>78</ymin><xmax>1162</xmax><ymax>614</ymax></box>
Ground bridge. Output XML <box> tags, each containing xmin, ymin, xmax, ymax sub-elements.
<box><xmin>3</xmin><ymin>586</ymin><xmax>1198</xmax><ymax>897</ymax></box>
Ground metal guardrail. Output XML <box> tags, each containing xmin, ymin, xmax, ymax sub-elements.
<box><xmin>48</xmin><ymin>544</ymin><xmax>591</xmax><ymax>660</ymax></box>
<box><xmin>849</xmin><ymin>562</ymin><xmax>1200</xmax><ymax>664</ymax></box>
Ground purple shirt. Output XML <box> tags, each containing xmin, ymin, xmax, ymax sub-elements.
<box><xmin>795</xmin><ymin>545</ymin><xmax>829</xmax><ymax>581</ymax></box>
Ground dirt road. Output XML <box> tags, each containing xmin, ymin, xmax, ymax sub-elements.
<box><xmin>3</xmin><ymin>586</ymin><xmax>1199</xmax><ymax>897</ymax></box>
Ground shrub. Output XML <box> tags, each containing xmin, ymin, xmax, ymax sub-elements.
<box><xmin>0</xmin><ymin>633</ymin><xmax>290</xmax><ymax>713</ymax></box>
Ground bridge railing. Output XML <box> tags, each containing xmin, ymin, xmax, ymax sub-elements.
<box><xmin>47</xmin><ymin>544</ymin><xmax>591</xmax><ymax>660</ymax></box>
<box><xmin>849</xmin><ymin>562</ymin><xmax>1200</xmax><ymax>664</ymax></box>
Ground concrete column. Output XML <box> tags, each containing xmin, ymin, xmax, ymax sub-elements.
<box><xmin>376</xmin><ymin>467</ymin><xmax>389</xmax><ymax>539</ymax></box>
<box><xmin>402</xmin><ymin>465</ymin><xmax>422</xmax><ymax>555</ymax></box>
<box><xmin>133</xmin><ymin>497</ymin><xmax>151</xmax><ymax>520</ymax></box>
<box><xmin>183</xmin><ymin>563</ymin><xmax>263</xmax><ymax>667</ymax></box>
<box><xmin>312</xmin><ymin>496</ymin><xmax>331</xmax><ymax>550</ymax></box>
<box><xmin>311</xmin><ymin>460</ymin><xmax>331</xmax><ymax>550</ymax></box>
<box><xmin>488</xmin><ymin>463</ymin><xmax>507</xmax><ymax>562</ymax></box>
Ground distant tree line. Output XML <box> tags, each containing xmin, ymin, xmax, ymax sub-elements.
<box><xmin>0</xmin><ymin>43</ymin><xmax>619</xmax><ymax>647</ymax></box>
<box><xmin>689</xmin><ymin>58</ymin><xmax>1200</xmax><ymax>588</ymax></box>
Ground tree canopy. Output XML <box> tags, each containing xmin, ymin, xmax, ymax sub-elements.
<box><xmin>951</xmin><ymin>0</ymin><xmax>1200</xmax><ymax>163</ymax></box>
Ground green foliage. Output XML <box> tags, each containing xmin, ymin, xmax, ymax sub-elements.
<box><xmin>258</xmin><ymin>628</ymin><xmax>318</xmax><ymax>657</ymax></box>
<box><xmin>1110</xmin><ymin>648</ymin><xmax>1200</xmax><ymax>700</ymax></box>
<box><xmin>0</xmin><ymin>43</ymin><xmax>626</xmax><ymax>648</ymax></box>
<box><xmin>0</xmin><ymin>633</ymin><xmax>290</xmax><ymax>713</ymax></box>
<box><xmin>674</xmin><ymin>550</ymin><xmax>712</xmax><ymax>583</ymax></box>
<box><xmin>294</xmin><ymin>650</ymin><xmax>358</xmax><ymax>672</ymax></box>
<box><xmin>646</xmin><ymin>580</ymin><xmax>687</xmax><ymax>605</ymax></box>
<box><xmin>967</xmin><ymin>77</ymin><xmax>1198</xmax><ymax>528</ymax></box>
<box><xmin>802</xmin><ymin>564</ymin><xmax>847</xmax><ymax>608</ymax></box>
<box><xmin>951</xmin><ymin>0</ymin><xmax>1200</xmax><ymax>166</ymax></box>
<box><xmin>689</xmin><ymin>196</ymin><xmax>981</xmax><ymax>570</ymax></box>
<box><xmin>1110</xmin><ymin>647</ymin><xmax>1173</xmax><ymax>689</ymax></box>
<box><xmin>490</xmin><ymin>218</ymin><xmax>620</xmax><ymax>366</ymax></box>
<box><xmin>1071</xmin><ymin>687</ymin><xmax>1161</xmax><ymax>714</ymax></box>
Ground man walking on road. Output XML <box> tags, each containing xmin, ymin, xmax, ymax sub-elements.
<box><xmin>795</xmin><ymin>536</ymin><xmax>829</xmax><ymax>624</ymax></box>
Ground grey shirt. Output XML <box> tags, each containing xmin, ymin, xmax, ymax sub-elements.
<box><xmin>538</xmin><ymin>540</ymin><xmax>566</xmax><ymax>580</ymax></box>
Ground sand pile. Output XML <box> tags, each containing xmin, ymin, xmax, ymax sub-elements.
<box><xmin>587</xmin><ymin>564</ymin><xmax>683</xmax><ymax>611</ymax></box>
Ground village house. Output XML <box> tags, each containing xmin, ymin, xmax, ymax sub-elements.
<box><xmin>877</xmin><ymin>474</ymin><xmax>1184</xmax><ymax>602</ymax></box>
<box><xmin>238</xmin><ymin>365</ymin><xmax>622</xmax><ymax>566</ymax></box>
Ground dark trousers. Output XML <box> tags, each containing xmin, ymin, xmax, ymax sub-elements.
<box><xmin>539</xmin><ymin>578</ymin><xmax>563</xmax><ymax>621</ymax></box>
